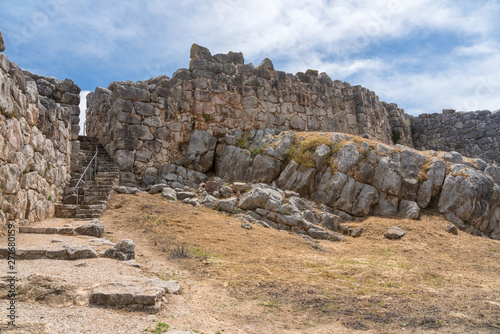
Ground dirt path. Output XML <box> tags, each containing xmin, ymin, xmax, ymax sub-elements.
<box><xmin>1</xmin><ymin>192</ymin><xmax>499</xmax><ymax>333</ymax></box>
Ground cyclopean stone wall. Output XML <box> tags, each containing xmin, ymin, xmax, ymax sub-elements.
<box><xmin>85</xmin><ymin>44</ymin><xmax>412</xmax><ymax>183</ymax></box>
<box><xmin>411</xmin><ymin>109</ymin><xmax>500</xmax><ymax>165</ymax></box>
<box><xmin>0</xmin><ymin>37</ymin><xmax>80</xmax><ymax>230</ymax></box>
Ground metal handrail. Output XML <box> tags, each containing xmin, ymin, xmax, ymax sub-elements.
<box><xmin>74</xmin><ymin>146</ymin><xmax>98</xmax><ymax>205</ymax></box>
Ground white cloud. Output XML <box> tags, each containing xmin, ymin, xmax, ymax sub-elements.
<box><xmin>1</xmin><ymin>0</ymin><xmax>499</xmax><ymax>114</ymax></box>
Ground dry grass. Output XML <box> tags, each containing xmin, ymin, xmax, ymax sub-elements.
<box><xmin>99</xmin><ymin>193</ymin><xmax>500</xmax><ymax>333</ymax></box>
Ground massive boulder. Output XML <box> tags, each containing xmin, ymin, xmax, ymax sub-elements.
<box><xmin>438</xmin><ymin>164</ymin><xmax>500</xmax><ymax>238</ymax></box>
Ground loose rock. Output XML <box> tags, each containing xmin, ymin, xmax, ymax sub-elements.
<box><xmin>384</xmin><ymin>226</ymin><xmax>406</xmax><ymax>240</ymax></box>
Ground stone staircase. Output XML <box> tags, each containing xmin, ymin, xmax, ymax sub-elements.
<box><xmin>55</xmin><ymin>136</ymin><xmax>120</xmax><ymax>220</ymax></box>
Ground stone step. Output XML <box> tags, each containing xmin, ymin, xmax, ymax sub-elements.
<box><xmin>89</xmin><ymin>283</ymin><xmax>163</xmax><ymax>313</ymax></box>
<box><xmin>75</xmin><ymin>214</ymin><xmax>102</xmax><ymax>220</ymax></box>
<box><xmin>57</xmin><ymin>136</ymin><xmax>118</xmax><ymax>219</ymax></box>
<box><xmin>55</xmin><ymin>204</ymin><xmax>78</xmax><ymax>218</ymax></box>
<box><xmin>83</xmin><ymin>194</ymin><xmax>111</xmax><ymax>199</ymax></box>
<box><xmin>0</xmin><ymin>246</ymin><xmax>98</xmax><ymax>260</ymax></box>
<box><xmin>82</xmin><ymin>200</ymin><xmax>107</xmax><ymax>206</ymax></box>
<box><xmin>76</xmin><ymin>209</ymin><xmax>105</xmax><ymax>213</ymax></box>
<box><xmin>78</xmin><ymin>203</ymin><xmax>106</xmax><ymax>208</ymax></box>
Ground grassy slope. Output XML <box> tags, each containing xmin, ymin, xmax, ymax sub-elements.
<box><xmin>100</xmin><ymin>192</ymin><xmax>500</xmax><ymax>333</ymax></box>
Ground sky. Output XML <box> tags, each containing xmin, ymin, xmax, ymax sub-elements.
<box><xmin>1</xmin><ymin>0</ymin><xmax>499</xmax><ymax>124</ymax></box>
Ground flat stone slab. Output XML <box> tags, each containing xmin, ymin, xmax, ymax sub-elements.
<box><xmin>19</xmin><ymin>219</ymin><xmax>105</xmax><ymax>238</ymax></box>
<box><xmin>20</xmin><ymin>226</ymin><xmax>76</xmax><ymax>235</ymax></box>
<box><xmin>90</xmin><ymin>282</ymin><xmax>164</xmax><ymax>313</ymax></box>
<box><xmin>0</xmin><ymin>321</ymin><xmax>51</xmax><ymax>334</ymax></box>
<box><xmin>0</xmin><ymin>246</ymin><xmax>98</xmax><ymax>260</ymax></box>
<box><xmin>146</xmin><ymin>279</ymin><xmax>181</xmax><ymax>295</ymax></box>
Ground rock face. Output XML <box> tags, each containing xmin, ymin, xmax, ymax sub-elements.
<box><xmin>86</xmin><ymin>44</ymin><xmax>412</xmax><ymax>183</ymax></box>
<box><xmin>0</xmin><ymin>29</ymin><xmax>4</xmax><ymax>52</ymax></box>
<box><xmin>438</xmin><ymin>164</ymin><xmax>500</xmax><ymax>238</ymax></box>
<box><xmin>412</xmin><ymin>109</ymin><xmax>500</xmax><ymax>165</ymax></box>
<box><xmin>0</xmin><ymin>51</ymin><xmax>80</xmax><ymax>228</ymax></box>
<box><xmin>208</xmin><ymin>131</ymin><xmax>499</xmax><ymax>239</ymax></box>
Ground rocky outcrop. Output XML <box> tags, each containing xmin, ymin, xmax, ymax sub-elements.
<box><xmin>86</xmin><ymin>44</ymin><xmax>412</xmax><ymax>183</ymax></box>
<box><xmin>208</xmin><ymin>130</ymin><xmax>499</xmax><ymax>239</ymax></box>
<box><xmin>0</xmin><ymin>50</ymin><xmax>80</xmax><ymax>229</ymax></box>
<box><xmin>128</xmin><ymin>127</ymin><xmax>499</xmax><ymax>239</ymax></box>
<box><xmin>412</xmin><ymin>109</ymin><xmax>500</xmax><ymax>165</ymax></box>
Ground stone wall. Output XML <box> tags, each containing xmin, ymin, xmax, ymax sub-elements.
<box><xmin>0</xmin><ymin>44</ymin><xmax>80</xmax><ymax>230</ymax></box>
<box><xmin>411</xmin><ymin>109</ymin><xmax>500</xmax><ymax>165</ymax></box>
<box><xmin>86</xmin><ymin>44</ymin><xmax>412</xmax><ymax>183</ymax></box>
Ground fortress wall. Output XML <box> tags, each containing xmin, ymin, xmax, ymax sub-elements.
<box><xmin>411</xmin><ymin>109</ymin><xmax>500</xmax><ymax>165</ymax></box>
<box><xmin>86</xmin><ymin>44</ymin><xmax>412</xmax><ymax>182</ymax></box>
<box><xmin>0</xmin><ymin>51</ymin><xmax>80</xmax><ymax>228</ymax></box>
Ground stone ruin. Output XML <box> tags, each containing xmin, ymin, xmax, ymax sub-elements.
<box><xmin>1</xmin><ymin>28</ymin><xmax>499</xmax><ymax>239</ymax></box>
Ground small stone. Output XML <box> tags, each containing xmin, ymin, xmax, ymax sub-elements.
<box><xmin>241</xmin><ymin>223</ymin><xmax>253</xmax><ymax>230</ymax></box>
<box><xmin>447</xmin><ymin>224</ymin><xmax>458</xmax><ymax>235</ymax></box>
<box><xmin>161</xmin><ymin>187</ymin><xmax>177</xmax><ymax>200</ymax></box>
<box><xmin>183</xmin><ymin>198</ymin><xmax>200</xmax><ymax>207</ymax></box>
<box><xmin>123</xmin><ymin>260</ymin><xmax>141</xmax><ymax>268</ymax></box>
<box><xmin>147</xmin><ymin>279</ymin><xmax>181</xmax><ymax>295</ymax></box>
<box><xmin>75</xmin><ymin>261</ymin><xmax>87</xmax><ymax>267</ymax></box>
<box><xmin>350</xmin><ymin>227</ymin><xmax>363</xmax><ymax>238</ymax></box>
<box><xmin>217</xmin><ymin>197</ymin><xmax>238</xmax><ymax>213</ymax></box>
<box><xmin>284</xmin><ymin>190</ymin><xmax>300</xmax><ymax>198</ymax></box>
<box><xmin>205</xmin><ymin>180</ymin><xmax>218</xmax><ymax>192</ymax></box>
<box><xmin>233</xmin><ymin>182</ymin><xmax>250</xmax><ymax>193</ymax></box>
<box><xmin>65</xmin><ymin>246</ymin><xmax>99</xmax><ymax>260</ymax></box>
<box><xmin>51</xmin><ymin>238</ymin><xmax>65</xmax><ymax>243</ymax></box>
<box><xmin>176</xmin><ymin>191</ymin><xmax>196</xmax><ymax>200</ymax></box>
<box><xmin>74</xmin><ymin>219</ymin><xmax>105</xmax><ymax>238</ymax></box>
<box><xmin>115</xmin><ymin>186</ymin><xmax>138</xmax><ymax>194</ymax></box>
<box><xmin>384</xmin><ymin>226</ymin><xmax>406</xmax><ymax>240</ymax></box>
<box><xmin>220</xmin><ymin>186</ymin><xmax>232</xmax><ymax>198</ymax></box>
<box><xmin>104</xmin><ymin>239</ymin><xmax>135</xmax><ymax>261</ymax></box>
<box><xmin>149</xmin><ymin>184</ymin><xmax>166</xmax><ymax>194</ymax></box>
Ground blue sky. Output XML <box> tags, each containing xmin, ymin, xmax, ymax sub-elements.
<box><xmin>1</xmin><ymin>0</ymin><xmax>499</xmax><ymax>118</ymax></box>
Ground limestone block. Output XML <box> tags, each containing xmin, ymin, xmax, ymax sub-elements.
<box><xmin>373</xmin><ymin>192</ymin><xmax>399</xmax><ymax>216</ymax></box>
<box><xmin>372</xmin><ymin>157</ymin><xmax>401</xmax><ymax>196</ymax></box>
<box><xmin>250</xmin><ymin>154</ymin><xmax>281</xmax><ymax>183</ymax></box>
<box><xmin>332</xmin><ymin>142</ymin><xmax>360</xmax><ymax>174</ymax></box>
<box><xmin>112</xmin><ymin>85</ymin><xmax>150</xmax><ymax>102</ymax></box>
<box><xmin>313</xmin><ymin>144</ymin><xmax>331</xmax><ymax>170</ymax></box>
<box><xmin>438</xmin><ymin>164</ymin><xmax>499</xmax><ymax>237</ymax></box>
<box><xmin>129</xmin><ymin>125</ymin><xmax>154</xmax><ymax>141</ymax></box>
<box><xmin>114</xmin><ymin>150</ymin><xmax>135</xmax><ymax>171</ymax></box>
<box><xmin>398</xmin><ymin>200</ymin><xmax>420</xmax><ymax>219</ymax></box>
<box><xmin>313</xmin><ymin>169</ymin><xmax>347</xmax><ymax>205</ymax></box>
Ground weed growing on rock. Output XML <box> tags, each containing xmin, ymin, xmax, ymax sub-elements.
<box><xmin>145</xmin><ymin>322</ymin><xmax>170</xmax><ymax>333</ymax></box>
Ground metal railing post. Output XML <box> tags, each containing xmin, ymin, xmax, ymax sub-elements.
<box><xmin>94</xmin><ymin>146</ymin><xmax>98</xmax><ymax>179</ymax></box>
<box><xmin>73</xmin><ymin>145</ymin><xmax>99</xmax><ymax>207</ymax></box>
